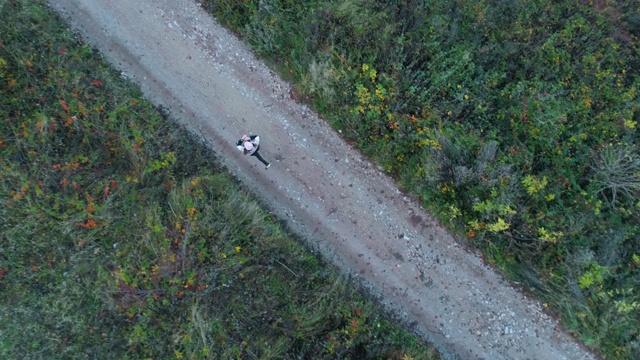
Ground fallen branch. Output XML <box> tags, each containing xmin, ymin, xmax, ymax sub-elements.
<box><xmin>275</xmin><ymin>259</ymin><xmax>297</xmax><ymax>277</ymax></box>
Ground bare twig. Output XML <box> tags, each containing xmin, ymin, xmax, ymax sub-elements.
<box><xmin>275</xmin><ymin>259</ymin><xmax>297</xmax><ymax>277</ymax></box>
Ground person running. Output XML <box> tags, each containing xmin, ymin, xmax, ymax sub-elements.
<box><xmin>236</xmin><ymin>134</ymin><xmax>271</xmax><ymax>168</ymax></box>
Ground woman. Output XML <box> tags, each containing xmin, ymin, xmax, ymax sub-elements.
<box><xmin>236</xmin><ymin>134</ymin><xmax>271</xmax><ymax>168</ymax></box>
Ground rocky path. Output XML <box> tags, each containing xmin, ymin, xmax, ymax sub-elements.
<box><xmin>47</xmin><ymin>1</ymin><xmax>598</xmax><ymax>359</ymax></box>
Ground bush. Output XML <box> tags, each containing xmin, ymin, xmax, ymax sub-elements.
<box><xmin>590</xmin><ymin>145</ymin><xmax>640</xmax><ymax>206</ymax></box>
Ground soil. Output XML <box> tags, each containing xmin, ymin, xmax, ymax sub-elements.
<box><xmin>47</xmin><ymin>1</ymin><xmax>599</xmax><ymax>359</ymax></box>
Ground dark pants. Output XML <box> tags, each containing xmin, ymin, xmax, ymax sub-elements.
<box><xmin>251</xmin><ymin>145</ymin><xmax>270</xmax><ymax>166</ymax></box>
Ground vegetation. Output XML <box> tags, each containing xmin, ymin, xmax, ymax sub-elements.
<box><xmin>0</xmin><ymin>1</ymin><xmax>439</xmax><ymax>359</ymax></box>
<box><xmin>203</xmin><ymin>0</ymin><xmax>640</xmax><ymax>358</ymax></box>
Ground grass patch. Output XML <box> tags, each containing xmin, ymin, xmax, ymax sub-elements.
<box><xmin>0</xmin><ymin>1</ymin><xmax>438</xmax><ymax>359</ymax></box>
<box><xmin>204</xmin><ymin>0</ymin><xmax>640</xmax><ymax>358</ymax></box>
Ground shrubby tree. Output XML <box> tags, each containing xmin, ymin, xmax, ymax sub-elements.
<box><xmin>590</xmin><ymin>145</ymin><xmax>640</xmax><ymax>207</ymax></box>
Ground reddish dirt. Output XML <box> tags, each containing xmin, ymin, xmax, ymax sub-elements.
<box><xmin>47</xmin><ymin>1</ymin><xmax>599</xmax><ymax>359</ymax></box>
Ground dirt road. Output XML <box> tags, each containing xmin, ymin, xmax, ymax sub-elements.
<box><xmin>47</xmin><ymin>1</ymin><xmax>598</xmax><ymax>359</ymax></box>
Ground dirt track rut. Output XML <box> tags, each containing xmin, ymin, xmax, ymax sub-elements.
<box><xmin>47</xmin><ymin>1</ymin><xmax>599</xmax><ymax>359</ymax></box>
